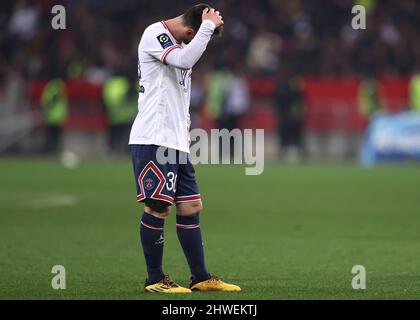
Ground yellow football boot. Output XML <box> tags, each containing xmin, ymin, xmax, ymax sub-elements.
<box><xmin>190</xmin><ymin>275</ymin><xmax>241</xmax><ymax>292</ymax></box>
<box><xmin>144</xmin><ymin>275</ymin><xmax>192</xmax><ymax>293</ymax></box>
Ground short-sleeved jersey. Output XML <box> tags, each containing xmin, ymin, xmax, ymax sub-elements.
<box><xmin>129</xmin><ymin>21</ymin><xmax>192</xmax><ymax>153</ymax></box>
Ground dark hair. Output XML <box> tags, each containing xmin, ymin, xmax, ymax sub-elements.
<box><xmin>182</xmin><ymin>3</ymin><xmax>223</xmax><ymax>36</ymax></box>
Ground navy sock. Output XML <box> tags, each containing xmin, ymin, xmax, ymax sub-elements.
<box><xmin>176</xmin><ymin>214</ymin><xmax>209</xmax><ymax>281</ymax></box>
<box><xmin>140</xmin><ymin>212</ymin><xmax>165</xmax><ymax>284</ymax></box>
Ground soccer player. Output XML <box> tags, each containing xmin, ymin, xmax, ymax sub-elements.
<box><xmin>129</xmin><ymin>4</ymin><xmax>241</xmax><ymax>293</ymax></box>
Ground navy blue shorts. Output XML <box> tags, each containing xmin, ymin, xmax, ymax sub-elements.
<box><xmin>131</xmin><ymin>144</ymin><xmax>201</xmax><ymax>205</ymax></box>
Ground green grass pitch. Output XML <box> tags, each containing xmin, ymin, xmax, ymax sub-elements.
<box><xmin>0</xmin><ymin>158</ymin><xmax>419</xmax><ymax>299</ymax></box>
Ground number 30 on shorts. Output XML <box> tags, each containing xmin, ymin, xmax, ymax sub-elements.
<box><xmin>166</xmin><ymin>172</ymin><xmax>177</xmax><ymax>192</ymax></box>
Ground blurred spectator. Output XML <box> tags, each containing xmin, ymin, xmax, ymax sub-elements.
<box><xmin>204</xmin><ymin>64</ymin><xmax>230</xmax><ymax>121</ymax></box>
<box><xmin>8</xmin><ymin>0</ymin><xmax>40</xmax><ymax>42</ymax></box>
<box><xmin>409</xmin><ymin>73</ymin><xmax>420</xmax><ymax>111</ymax></box>
<box><xmin>219</xmin><ymin>65</ymin><xmax>250</xmax><ymax>131</ymax></box>
<box><xmin>41</xmin><ymin>78</ymin><xmax>68</xmax><ymax>153</ymax></box>
<box><xmin>202</xmin><ymin>62</ymin><xmax>250</xmax><ymax>160</ymax></box>
<box><xmin>358</xmin><ymin>77</ymin><xmax>387</xmax><ymax>119</ymax></box>
<box><xmin>274</xmin><ymin>75</ymin><xmax>305</xmax><ymax>162</ymax></box>
<box><xmin>102</xmin><ymin>75</ymin><xmax>138</xmax><ymax>154</ymax></box>
<box><xmin>247</xmin><ymin>28</ymin><xmax>281</xmax><ymax>75</ymax></box>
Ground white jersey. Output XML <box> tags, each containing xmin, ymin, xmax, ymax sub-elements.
<box><xmin>129</xmin><ymin>20</ymin><xmax>216</xmax><ymax>153</ymax></box>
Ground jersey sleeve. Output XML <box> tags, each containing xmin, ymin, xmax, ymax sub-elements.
<box><xmin>164</xmin><ymin>20</ymin><xmax>216</xmax><ymax>69</ymax></box>
<box><xmin>143</xmin><ymin>27</ymin><xmax>182</xmax><ymax>63</ymax></box>
<box><xmin>142</xmin><ymin>20</ymin><xmax>216</xmax><ymax>69</ymax></box>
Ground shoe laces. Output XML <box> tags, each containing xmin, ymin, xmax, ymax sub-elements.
<box><xmin>161</xmin><ymin>275</ymin><xmax>179</xmax><ymax>288</ymax></box>
<box><xmin>208</xmin><ymin>275</ymin><xmax>221</xmax><ymax>283</ymax></box>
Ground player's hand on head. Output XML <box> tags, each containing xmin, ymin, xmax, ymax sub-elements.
<box><xmin>202</xmin><ymin>7</ymin><xmax>224</xmax><ymax>29</ymax></box>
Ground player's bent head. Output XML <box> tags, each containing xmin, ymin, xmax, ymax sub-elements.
<box><xmin>182</xmin><ymin>3</ymin><xmax>210</xmax><ymax>33</ymax></box>
<box><xmin>182</xmin><ymin>3</ymin><xmax>223</xmax><ymax>42</ymax></box>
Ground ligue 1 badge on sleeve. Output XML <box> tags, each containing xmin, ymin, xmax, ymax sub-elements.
<box><xmin>157</xmin><ymin>33</ymin><xmax>173</xmax><ymax>49</ymax></box>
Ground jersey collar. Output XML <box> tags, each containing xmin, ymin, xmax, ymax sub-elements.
<box><xmin>161</xmin><ymin>20</ymin><xmax>181</xmax><ymax>44</ymax></box>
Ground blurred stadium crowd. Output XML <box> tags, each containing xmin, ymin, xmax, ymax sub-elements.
<box><xmin>3</xmin><ymin>0</ymin><xmax>420</xmax><ymax>78</ymax></box>
<box><xmin>1</xmin><ymin>0</ymin><xmax>420</xmax><ymax>159</ymax></box>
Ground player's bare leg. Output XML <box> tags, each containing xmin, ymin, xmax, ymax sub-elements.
<box><xmin>176</xmin><ymin>201</ymin><xmax>241</xmax><ymax>292</ymax></box>
<box><xmin>141</xmin><ymin>199</ymin><xmax>191</xmax><ymax>293</ymax></box>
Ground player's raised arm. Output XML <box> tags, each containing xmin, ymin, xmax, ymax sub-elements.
<box><xmin>164</xmin><ymin>8</ymin><xmax>224</xmax><ymax>69</ymax></box>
